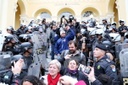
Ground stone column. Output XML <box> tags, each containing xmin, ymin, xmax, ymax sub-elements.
<box><xmin>125</xmin><ymin>0</ymin><xmax>128</xmax><ymax>25</ymax></box>
<box><xmin>115</xmin><ymin>0</ymin><xmax>127</xmax><ymax>25</ymax></box>
<box><xmin>0</xmin><ymin>0</ymin><xmax>8</xmax><ymax>33</ymax></box>
<box><xmin>106</xmin><ymin>12</ymin><xmax>114</xmax><ymax>23</ymax></box>
<box><xmin>13</xmin><ymin>0</ymin><xmax>18</xmax><ymax>28</ymax></box>
<box><xmin>20</xmin><ymin>14</ymin><xmax>29</xmax><ymax>25</ymax></box>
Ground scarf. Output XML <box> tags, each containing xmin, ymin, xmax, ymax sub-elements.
<box><xmin>47</xmin><ymin>73</ymin><xmax>61</xmax><ymax>85</ymax></box>
<box><xmin>67</xmin><ymin>68</ymin><xmax>78</xmax><ymax>75</ymax></box>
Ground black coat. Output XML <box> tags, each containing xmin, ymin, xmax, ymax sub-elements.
<box><xmin>94</xmin><ymin>56</ymin><xmax>120</xmax><ymax>85</ymax></box>
<box><xmin>61</xmin><ymin>68</ymin><xmax>89</xmax><ymax>85</ymax></box>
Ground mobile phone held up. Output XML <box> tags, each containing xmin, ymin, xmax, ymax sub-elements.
<box><xmin>84</xmin><ymin>67</ymin><xmax>91</xmax><ymax>74</ymax></box>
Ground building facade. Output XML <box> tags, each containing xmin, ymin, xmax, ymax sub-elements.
<box><xmin>0</xmin><ymin>0</ymin><xmax>128</xmax><ymax>30</ymax></box>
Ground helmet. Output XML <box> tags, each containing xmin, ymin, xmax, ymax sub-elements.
<box><xmin>119</xmin><ymin>20</ymin><xmax>125</xmax><ymax>23</ymax></box>
<box><xmin>7</xmin><ymin>26</ymin><xmax>14</xmax><ymax>31</ymax></box>
<box><xmin>25</xmin><ymin>26</ymin><xmax>33</xmax><ymax>33</ymax></box>
<box><xmin>112</xmin><ymin>22</ymin><xmax>116</xmax><ymax>26</ymax></box>
<box><xmin>102</xmin><ymin>19</ymin><xmax>107</xmax><ymax>23</ymax></box>
<box><xmin>11</xmin><ymin>54</ymin><xmax>23</xmax><ymax>63</ymax></box>
<box><xmin>95</xmin><ymin>28</ymin><xmax>104</xmax><ymax>35</ymax></box>
<box><xmin>124</xmin><ymin>32</ymin><xmax>128</xmax><ymax>38</ymax></box>
<box><xmin>102</xmin><ymin>40</ymin><xmax>112</xmax><ymax>49</ymax></box>
<box><xmin>109</xmin><ymin>25</ymin><xmax>117</xmax><ymax>32</ymax></box>
<box><xmin>109</xmin><ymin>33</ymin><xmax>121</xmax><ymax>42</ymax></box>
<box><xmin>89</xmin><ymin>29</ymin><xmax>96</xmax><ymax>36</ymax></box>
<box><xmin>4</xmin><ymin>35</ymin><xmax>15</xmax><ymax>44</ymax></box>
<box><xmin>20</xmin><ymin>42</ymin><xmax>33</xmax><ymax>53</ymax></box>
<box><xmin>19</xmin><ymin>34</ymin><xmax>31</xmax><ymax>43</ymax></box>
<box><xmin>11</xmin><ymin>54</ymin><xmax>27</xmax><ymax>70</ymax></box>
<box><xmin>88</xmin><ymin>27</ymin><xmax>96</xmax><ymax>36</ymax></box>
<box><xmin>102</xmin><ymin>19</ymin><xmax>107</xmax><ymax>21</ymax></box>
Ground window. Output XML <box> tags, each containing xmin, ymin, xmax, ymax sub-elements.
<box><xmin>60</xmin><ymin>12</ymin><xmax>72</xmax><ymax>19</ymax></box>
<box><xmin>83</xmin><ymin>11</ymin><xmax>93</xmax><ymax>17</ymax></box>
<box><xmin>40</xmin><ymin>12</ymin><xmax>51</xmax><ymax>19</ymax></box>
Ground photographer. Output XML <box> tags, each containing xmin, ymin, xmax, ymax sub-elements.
<box><xmin>60</xmin><ymin>15</ymin><xmax>68</xmax><ymax>28</ymax></box>
<box><xmin>69</xmin><ymin>15</ymin><xmax>74</xmax><ymax>24</ymax></box>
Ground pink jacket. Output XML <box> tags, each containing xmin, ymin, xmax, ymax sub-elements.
<box><xmin>75</xmin><ymin>80</ymin><xmax>87</xmax><ymax>85</ymax></box>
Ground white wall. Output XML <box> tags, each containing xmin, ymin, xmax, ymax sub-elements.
<box><xmin>0</xmin><ymin>0</ymin><xmax>8</xmax><ymax>33</ymax></box>
<box><xmin>125</xmin><ymin>0</ymin><xmax>128</xmax><ymax>25</ymax></box>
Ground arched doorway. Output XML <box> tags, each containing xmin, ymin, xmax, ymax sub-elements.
<box><xmin>34</xmin><ymin>8</ymin><xmax>52</xmax><ymax>22</ymax></box>
<box><xmin>81</xmin><ymin>7</ymin><xmax>100</xmax><ymax>21</ymax></box>
<box><xmin>57</xmin><ymin>7</ymin><xmax>75</xmax><ymax>21</ymax></box>
<box><xmin>60</xmin><ymin>12</ymin><xmax>72</xmax><ymax>19</ymax></box>
<box><xmin>40</xmin><ymin>12</ymin><xmax>51</xmax><ymax>19</ymax></box>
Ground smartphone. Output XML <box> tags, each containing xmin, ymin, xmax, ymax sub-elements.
<box><xmin>84</xmin><ymin>67</ymin><xmax>91</xmax><ymax>74</ymax></box>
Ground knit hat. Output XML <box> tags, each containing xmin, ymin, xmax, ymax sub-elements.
<box><xmin>95</xmin><ymin>44</ymin><xmax>107</xmax><ymax>51</ymax></box>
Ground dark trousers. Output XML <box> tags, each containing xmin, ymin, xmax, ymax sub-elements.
<box><xmin>51</xmin><ymin>44</ymin><xmax>55</xmax><ymax>60</ymax></box>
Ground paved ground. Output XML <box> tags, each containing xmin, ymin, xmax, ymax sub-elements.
<box><xmin>46</xmin><ymin>52</ymin><xmax>52</xmax><ymax>63</ymax></box>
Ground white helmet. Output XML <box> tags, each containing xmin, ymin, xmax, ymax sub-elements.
<box><xmin>89</xmin><ymin>28</ymin><xmax>96</xmax><ymax>36</ymax></box>
<box><xmin>96</xmin><ymin>24</ymin><xmax>104</xmax><ymax>29</ymax></box>
<box><xmin>87</xmin><ymin>27</ymin><xmax>96</xmax><ymax>32</ymax></box>
<box><xmin>95</xmin><ymin>28</ymin><xmax>104</xmax><ymax>35</ymax></box>
<box><xmin>109</xmin><ymin>33</ymin><xmax>121</xmax><ymax>42</ymax></box>
<box><xmin>124</xmin><ymin>32</ymin><xmax>128</xmax><ymax>39</ymax></box>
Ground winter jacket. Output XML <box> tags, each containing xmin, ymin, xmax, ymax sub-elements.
<box><xmin>54</xmin><ymin>37</ymin><xmax>69</xmax><ymax>54</ymax></box>
<box><xmin>58</xmin><ymin>50</ymin><xmax>86</xmax><ymax>67</ymax></box>
<box><xmin>61</xmin><ymin>69</ymin><xmax>89</xmax><ymax>85</ymax></box>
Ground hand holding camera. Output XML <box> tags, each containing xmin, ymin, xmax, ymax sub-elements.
<box><xmin>78</xmin><ymin>64</ymin><xmax>91</xmax><ymax>74</ymax></box>
<box><xmin>84</xmin><ymin>67</ymin><xmax>96</xmax><ymax>82</ymax></box>
<box><xmin>84</xmin><ymin>67</ymin><xmax>91</xmax><ymax>74</ymax></box>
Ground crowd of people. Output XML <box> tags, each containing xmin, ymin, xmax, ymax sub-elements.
<box><xmin>0</xmin><ymin>15</ymin><xmax>128</xmax><ymax>85</ymax></box>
